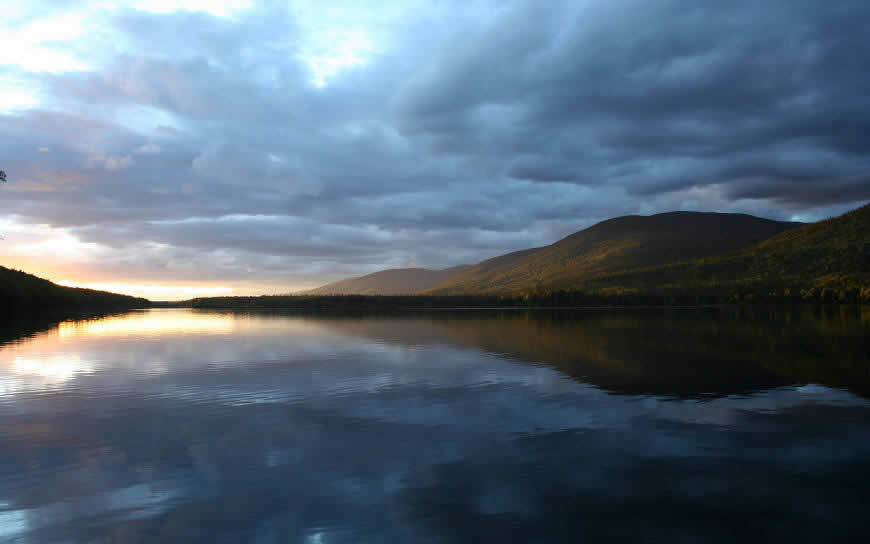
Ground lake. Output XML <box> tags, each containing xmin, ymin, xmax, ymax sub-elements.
<box><xmin>1</xmin><ymin>307</ymin><xmax>869</xmax><ymax>542</ymax></box>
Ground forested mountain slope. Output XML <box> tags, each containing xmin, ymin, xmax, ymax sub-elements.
<box><xmin>584</xmin><ymin>203</ymin><xmax>870</xmax><ymax>297</ymax></box>
<box><xmin>429</xmin><ymin>212</ymin><xmax>799</xmax><ymax>294</ymax></box>
<box><xmin>305</xmin><ymin>265</ymin><xmax>471</xmax><ymax>295</ymax></box>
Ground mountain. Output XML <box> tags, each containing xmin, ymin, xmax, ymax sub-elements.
<box><xmin>304</xmin><ymin>265</ymin><xmax>471</xmax><ymax>295</ymax></box>
<box><xmin>583</xmin><ymin>203</ymin><xmax>870</xmax><ymax>296</ymax></box>
<box><xmin>429</xmin><ymin>211</ymin><xmax>800</xmax><ymax>294</ymax></box>
<box><xmin>1</xmin><ymin>266</ymin><xmax>149</xmax><ymax>310</ymax></box>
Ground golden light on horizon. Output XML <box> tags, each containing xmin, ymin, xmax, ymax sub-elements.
<box><xmin>56</xmin><ymin>281</ymin><xmax>235</xmax><ymax>301</ymax></box>
<box><xmin>1</xmin><ymin>219</ymin><xmax>309</xmax><ymax>300</ymax></box>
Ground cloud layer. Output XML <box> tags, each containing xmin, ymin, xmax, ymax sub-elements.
<box><xmin>2</xmin><ymin>0</ymin><xmax>869</xmax><ymax>294</ymax></box>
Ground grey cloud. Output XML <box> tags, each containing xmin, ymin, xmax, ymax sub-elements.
<box><xmin>395</xmin><ymin>0</ymin><xmax>870</xmax><ymax>203</ymax></box>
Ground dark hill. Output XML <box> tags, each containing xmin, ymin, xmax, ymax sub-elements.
<box><xmin>584</xmin><ymin>203</ymin><xmax>870</xmax><ymax>297</ymax></box>
<box><xmin>304</xmin><ymin>265</ymin><xmax>471</xmax><ymax>295</ymax></box>
<box><xmin>1</xmin><ymin>266</ymin><xmax>149</xmax><ymax>310</ymax></box>
<box><xmin>429</xmin><ymin>212</ymin><xmax>799</xmax><ymax>294</ymax></box>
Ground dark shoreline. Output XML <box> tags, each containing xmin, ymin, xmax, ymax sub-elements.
<box><xmin>161</xmin><ymin>292</ymin><xmax>869</xmax><ymax>311</ymax></box>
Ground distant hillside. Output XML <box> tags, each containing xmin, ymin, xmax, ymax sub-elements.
<box><xmin>1</xmin><ymin>266</ymin><xmax>149</xmax><ymax>310</ymax></box>
<box><xmin>584</xmin><ymin>203</ymin><xmax>870</xmax><ymax>298</ymax></box>
<box><xmin>429</xmin><ymin>212</ymin><xmax>799</xmax><ymax>294</ymax></box>
<box><xmin>426</xmin><ymin>248</ymin><xmax>543</xmax><ymax>295</ymax></box>
<box><xmin>304</xmin><ymin>265</ymin><xmax>471</xmax><ymax>295</ymax></box>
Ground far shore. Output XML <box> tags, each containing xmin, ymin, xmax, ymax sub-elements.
<box><xmin>149</xmin><ymin>292</ymin><xmax>869</xmax><ymax>310</ymax></box>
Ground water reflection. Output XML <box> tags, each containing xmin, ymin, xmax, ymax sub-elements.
<box><xmin>0</xmin><ymin>308</ymin><xmax>868</xmax><ymax>542</ymax></box>
<box><xmin>13</xmin><ymin>354</ymin><xmax>93</xmax><ymax>380</ymax></box>
<box><xmin>56</xmin><ymin>311</ymin><xmax>235</xmax><ymax>338</ymax></box>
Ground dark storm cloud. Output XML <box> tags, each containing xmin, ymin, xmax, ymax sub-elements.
<box><xmin>2</xmin><ymin>0</ymin><xmax>869</xmax><ymax>286</ymax></box>
<box><xmin>395</xmin><ymin>0</ymin><xmax>870</xmax><ymax>203</ymax></box>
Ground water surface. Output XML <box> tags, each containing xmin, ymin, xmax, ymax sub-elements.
<box><xmin>1</xmin><ymin>307</ymin><xmax>869</xmax><ymax>542</ymax></box>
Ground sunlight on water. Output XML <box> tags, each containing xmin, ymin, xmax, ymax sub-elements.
<box><xmin>13</xmin><ymin>354</ymin><xmax>93</xmax><ymax>381</ymax></box>
<box><xmin>56</xmin><ymin>310</ymin><xmax>236</xmax><ymax>338</ymax></box>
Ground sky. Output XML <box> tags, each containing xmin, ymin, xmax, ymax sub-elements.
<box><xmin>1</xmin><ymin>0</ymin><xmax>869</xmax><ymax>299</ymax></box>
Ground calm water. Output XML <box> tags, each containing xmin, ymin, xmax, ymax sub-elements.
<box><xmin>1</xmin><ymin>307</ymin><xmax>869</xmax><ymax>543</ymax></box>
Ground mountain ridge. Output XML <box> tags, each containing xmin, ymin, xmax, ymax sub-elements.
<box><xmin>428</xmin><ymin>211</ymin><xmax>801</xmax><ymax>294</ymax></box>
<box><xmin>582</xmin><ymin>203</ymin><xmax>870</xmax><ymax>297</ymax></box>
